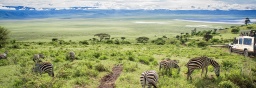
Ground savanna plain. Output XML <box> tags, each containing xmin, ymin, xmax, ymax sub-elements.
<box><xmin>0</xmin><ymin>17</ymin><xmax>255</xmax><ymax>88</ymax></box>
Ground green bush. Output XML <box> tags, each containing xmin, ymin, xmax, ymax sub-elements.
<box><xmin>99</xmin><ymin>55</ymin><xmax>108</xmax><ymax>60</ymax></box>
<box><xmin>79</xmin><ymin>40</ymin><xmax>89</xmax><ymax>45</ymax></box>
<box><xmin>128</xmin><ymin>56</ymin><xmax>135</xmax><ymax>61</ymax></box>
<box><xmin>231</xmin><ymin>29</ymin><xmax>240</xmax><ymax>34</ymax></box>
<box><xmin>197</xmin><ymin>41</ymin><xmax>209</xmax><ymax>47</ymax></box>
<box><xmin>152</xmin><ymin>38</ymin><xmax>165</xmax><ymax>45</ymax></box>
<box><xmin>138</xmin><ymin>58</ymin><xmax>150</xmax><ymax>65</ymax></box>
<box><xmin>0</xmin><ymin>59</ymin><xmax>9</xmax><ymax>66</ymax></box>
<box><xmin>93</xmin><ymin>52</ymin><xmax>101</xmax><ymax>58</ymax></box>
<box><xmin>94</xmin><ymin>64</ymin><xmax>108</xmax><ymax>72</ymax></box>
<box><xmin>218</xmin><ymin>80</ymin><xmax>238</xmax><ymax>88</ymax></box>
<box><xmin>227</xmin><ymin>72</ymin><xmax>255</xmax><ymax>88</ymax></box>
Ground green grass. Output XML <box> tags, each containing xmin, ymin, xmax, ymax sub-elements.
<box><xmin>0</xmin><ymin>18</ymin><xmax>238</xmax><ymax>42</ymax></box>
<box><xmin>0</xmin><ymin>19</ymin><xmax>256</xmax><ymax>88</ymax></box>
<box><xmin>0</xmin><ymin>42</ymin><xmax>255</xmax><ymax>88</ymax></box>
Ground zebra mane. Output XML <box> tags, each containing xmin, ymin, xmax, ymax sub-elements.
<box><xmin>208</xmin><ymin>58</ymin><xmax>220</xmax><ymax>68</ymax></box>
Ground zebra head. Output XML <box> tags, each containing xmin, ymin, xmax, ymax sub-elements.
<box><xmin>39</xmin><ymin>53</ymin><xmax>45</xmax><ymax>59</ymax></box>
<box><xmin>32</xmin><ymin>65</ymin><xmax>39</xmax><ymax>73</ymax></box>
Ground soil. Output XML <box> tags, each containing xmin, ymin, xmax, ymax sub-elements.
<box><xmin>98</xmin><ymin>64</ymin><xmax>123</xmax><ymax>88</ymax></box>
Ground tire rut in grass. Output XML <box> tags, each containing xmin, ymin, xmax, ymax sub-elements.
<box><xmin>98</xmin><ymin>64</ymin><xmax>123</xmax><ymax>88</ymax></box>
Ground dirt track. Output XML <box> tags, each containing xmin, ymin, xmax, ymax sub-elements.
<box><xmin>98</xmin><ymin>64</ymin><xmax>123</xmax><ymax>88</ymax></box>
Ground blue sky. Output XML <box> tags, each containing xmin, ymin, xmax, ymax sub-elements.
<box><xmin>0</xmin><ymin>0</ymin><xmax>255</xmax><ymax>10</ymax></box>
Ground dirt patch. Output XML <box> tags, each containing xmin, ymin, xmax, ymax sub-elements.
<box><xmin>98</xmin><ymin>64</ymin><xmax>123</xmax><ymax>88</ymax></box>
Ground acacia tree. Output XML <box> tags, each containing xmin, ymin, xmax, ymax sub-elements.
<box><xmin>121</xmin><ymin>37</ymin><xmax>126</xmax><ymax>41</ymax></box>
<box><xmin>0</xmin><ymin>26</ymin><xmax>10</xmax><ymax>48</ymax></box>
<box><xmin>245</xmin><ymin>17</ymin><xmax>251</xmax><ymax>26</ymax></box>
<box><xmin>94</xmin><ymin>33</ymin><xmax>110</xmax><ymax>41</ymax></box>
<box><xmin>136</xmin><ymin>37</ymin><xmax>149</xmax><ymax>44</ymax></box>
<box><xmin>203</xmin><ymin>33</ymin><xmax>213</xmax><ymax>41</ymax></box>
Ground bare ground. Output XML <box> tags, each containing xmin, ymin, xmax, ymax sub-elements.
<box><xmin>98</xmin><ymin>64</ymin><xmax>123</xmax><ymax>88</ymax></box>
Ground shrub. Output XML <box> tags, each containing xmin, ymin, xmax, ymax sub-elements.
<box><xmin>197</xmin><ymin>41</ymin><xmax>209</xmax><ymax>47</ymax></box>
<box><xmin>12</xmin><ymin>44</ymin><xmax>21</xmax><ymax>49</ymax></box>
<box><xmin>0</xmin><ymin>59</ymin><xmax>9</xmax><ymax>66</ymax></box>
<box><xmin>114</xmin><ymin>39</ymin><xmax>120</xmax><ymax>45</ymax></box>
<box><xmin>138</xmin><ymin>58</ymin><xmax>150</xmax><ymax>65</ymax></box>
<box><xmin>227</xmin><ymin>72</ymin><xmax>254</xmax><ymax>88</ymax></box>
<box><xmin>93</xmin><ymin>52</ymin><xmax>101</xmax><ymax>58</ymax></box>
<box><xmin>121</xmin><ymin>41</ymin><xmax>131</xmax><ymax>44</ymax></box>
<box><xmin>105</xmin><ymin>40</ymin><xmax>113</xmax><ymax>44</ymax></box>
<box><xmin>79</xmin><ymin>40</ymin><xmax>89</xmax><ymax>45</ymax></box>
<box><xmin>128</xmin><ymin>56</ymin><xmax>135</xmax><ymax>61</ymax></box>
<box><xmin>231</xmin><ymin>29</ymin><xmax>240</xmax><ymax>34</ymax></box>
<box><xmin>94</xmin><ymin>64</ymin><xmax>108</xmax><ymax>72</ymax></box>
<box><xmin>99</xmin><ymin>55</ymin><xmax>108</xmax><ymax>60</ymax></box>
<box><xmin>152</xmin><ymin>38</ymin><xmax>165</xmax><ymax>45</ymax></box>
<box><xmin>219</xmin><ymin>80</ymin><xmax>239</xmax><ymax>88</ymax></box>
<box><xmin>52</xmin><ymin>38</ymin><xmax>58</xmax><ymax>42</ymax></box>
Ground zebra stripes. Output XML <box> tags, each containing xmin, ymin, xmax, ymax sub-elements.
<box><xmin>33</xmin><ymin>54</ymin><xmax>45</xmax><ymax>63</ymax></box>
<box><xmin>186</xmin><ymin>56</ymin><xmax>220</xmax><ymax>80</ymax></box>
<box><xmin>33</xmin><ymin>62</ymin><xmax>54</xmax><ymax>77</ymax></box>
<box><xmin>0</xmin><ymin>51</ymin><xmax>8</xmax><ymax>59</ymax></box>
<box><xmin>159</xmin><ymin>59</ymin><xmax>180</xmax><ymax>75</ymax></box>
<box><xmin>140</xmin><ymin>70</ymin><xmax>159</xmax><ymax>88</ymax></box>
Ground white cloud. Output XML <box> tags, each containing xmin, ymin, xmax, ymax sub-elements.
<box><xmin>0</xmin><ymin>0</ymin><xmax>255</xmax><ymax>10</ymax></box>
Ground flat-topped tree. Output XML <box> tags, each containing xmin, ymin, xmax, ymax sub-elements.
<box><xmin>136</xmin><ymin>36</ymin><xmax>149</xmax><ymax>44</ymax></box>
<box><xmin>245</xmin><ymin>17</ymin><xmax>251</xmax><ymax>26</ymax></box>
<box><xmin>94</xmin><ymin>33</ymin><xmax>110</xmax><ymax>42</ymax></box>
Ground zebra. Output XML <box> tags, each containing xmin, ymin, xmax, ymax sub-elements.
<box><xmin>68</xmin><ymin>51</ymin><xmax>76</xmax><ymax>61</ymax></box>
<box><xmin>0</xmin><ymin>51</ymin><xmax>8</xmax><ymax>59</ymax></box>
<box><xmin>159</xmin><ymin>59</ymin><xmax>180</xmax><ymax>76</ymax></box>
<box><xmin>32</xmin><ymin>53</ymin><xmax>45</xmax><ymax>63</ymax></box>
<box><xmin>140</xmin><ymin>70</ymin><xmax>159</xmax><ymax>88</ymax></box>
<box><xmin>32</xmin><ymin>62</ymin><xmax>54</xmax><ymax>77</ymax></box>
<box><xmin>186</xmin><ymin>56</ymin><xmax>220</xmax><ymax>80</ymax></box>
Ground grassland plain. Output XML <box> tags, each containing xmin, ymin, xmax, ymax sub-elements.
<box><xmin>0</xmin><ymin>17</ymin><xmax>237</xmax><ymax>42</ymax></box>
<box><xmin>0</xmin><ymin>42</ymin><xmax>255</xmax><ymax>88</ymax></box>
<box><xmin>0</xmin><ymin>18</ymin><xmax>255</xmax><ymax>88</ymax></box>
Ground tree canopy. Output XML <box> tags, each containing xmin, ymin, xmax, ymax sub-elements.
<box><xmin>0</xmin><ymin>26</ymin><xmax>10</xmax><ymax>48</ymax></box>
<box><xmin>94</xmin><ymin>33</ymin><xmax>110</xmax><ymax>41</ymax></box>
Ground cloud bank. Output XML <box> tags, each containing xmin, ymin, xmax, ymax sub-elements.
<box><xmin>0</xmin><ymin>0</ymin><xmax>256</xmax><ymax>10</ymax></box>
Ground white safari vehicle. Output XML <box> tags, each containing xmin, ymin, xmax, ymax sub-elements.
<box><xmin>229</xmin><ymin>35</ymin><xmax>255</xmax><ymax>57</ymax></box>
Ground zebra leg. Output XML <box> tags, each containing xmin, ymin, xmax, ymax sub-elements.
<box><xmin>201</xmin><ymin>68</ymin><xmax>204</xmax><ymax>77</ymax></box>
<box><xmin>177</xmin><ymin>68</ymin><xmax>180</xmax><ymax>74</ymax></box>
<box><xmin>187</xmin><ymin>69</ymin><xmax>194</xmax><ymax>80</ymax></box>
<box><xmin>205</xmin><ymin>67</ymin><xmax>208</xmax><ymax>77</ymax></box>
<box><xmin>187</xmin><ymin>68</ymin><xmax>190</xmax><ymax>80</ymax></box>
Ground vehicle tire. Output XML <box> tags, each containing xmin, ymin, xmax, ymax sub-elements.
<box><xmin>229</xmin><ymin>47</ymin><xmax>233</xmax><ymax>53</ymax></box>
<box><xmin>244</xmin><ymin>50</ymin><xmax>248</xmax><ymax>57</ymax></box>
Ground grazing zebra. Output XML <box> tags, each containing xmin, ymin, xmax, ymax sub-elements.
<box><xmin>0</xmin><ymin>51</ymin><xmax>8</xmax><ymax>59</ymax></box>
<box><xmin>32</xmin><ymin>62</ymin><xmax>54</xmax><ymax>77</ymax></box>
<box><xmin>159</xmin><ymin>59</ymin><xmax>180</xmax><ymax>75</ymax></box>
<box><xmin>33</xmin><ymin>54</ymin><xmax>45</xmax><ymax>63</ymax></box>
<box><xmin>140</xmin><ymin>70</ymin><xmax>159</xmax><ymax>88</ymax></box>
<box><xmin>68</xmin><ymin>51</ymin><xmax>76</xmax><ymax>61</ymax></box>
<box><xmin>186</xmin><ymin>56</ymin><xmax>220</xmax><ymax>80</ymax></box>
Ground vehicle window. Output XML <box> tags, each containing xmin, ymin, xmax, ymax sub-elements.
<box><xmin>233</xmin><ymin>38</ymin><xmax>238</xmax><ymax>44</ymax></box>
<box><xmin>243</xmin><ymin>38</ymin><xmax>252</xmax><ymax>45</ymax></box>
<box><xmin>239</xmin><ymin>38</ymin><xmax>243</xmax><ymax>44</ymax></box>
